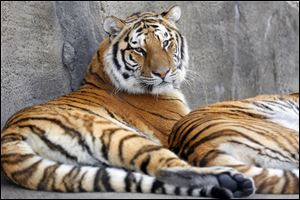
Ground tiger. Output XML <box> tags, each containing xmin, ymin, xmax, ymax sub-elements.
<box><xmin>0</xmin><ymin>6</ymin><xmax>255</xmax><ymax>198</ymax></box>
<box><xmin>169</xmin><ymin>93</ymin><xmax>299</xmax><ymax>194</ymax></box>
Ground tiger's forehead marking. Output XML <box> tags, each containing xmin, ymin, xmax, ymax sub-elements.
<box><xmin>125</xmin><ymin>20</ymin><xmax>171</xmax><ymax>47</ymax></box>
<box><xmin>129</xmin><ymin>26</ymin><xmax>169</xmax><ymax>48</ymax></box>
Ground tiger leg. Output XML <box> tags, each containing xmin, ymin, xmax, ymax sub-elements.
<box><xmin>1</xmin><ymin>128</ymin><xmax>233</xmax><ymax>198</ymax></box>
<box><xmin>195</xmin><ymin>151</ymin><xmax>299</xmax><ymax>194</ymax></box>
<box><xmin>3</xmin><ymin>118</ymin><xmax>255</xmax><ymax>198</ymax></box>
<box><xmin>90</xmin><ymin>127</ymin><xmax>255</xmax><ymax>197</ymax></box>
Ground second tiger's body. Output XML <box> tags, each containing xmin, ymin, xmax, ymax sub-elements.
<box><xmin>169</xmin><ymin>93</ymin><xmax>299</xmax><ymax>194</ymax></box>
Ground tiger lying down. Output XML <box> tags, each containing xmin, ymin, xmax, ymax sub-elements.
<box><xmin>5</xmin><ymin>5</ymin><xmax>293</xmax><ymax>198</ymax></box>
<box><xmin>169</xmin><ymin>93</ymin><xmax>299</xmax><ymax>194</ymax></box>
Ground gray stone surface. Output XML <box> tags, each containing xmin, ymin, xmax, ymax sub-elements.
<box><xmin>1</xmin><ymin>1</ymin><xmax>299</xmax><ymax>199</ymax></box>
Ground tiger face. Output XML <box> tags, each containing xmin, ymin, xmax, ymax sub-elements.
<box><xmin>103</xmin><ymin>6</ymin><xmax>188</xmax><ymax>94</ymax></box>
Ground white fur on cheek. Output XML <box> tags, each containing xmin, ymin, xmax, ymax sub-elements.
<box><xmin>104</xmin><ymin>45</ymin><xmax>145</xmax><ymax>94</ymax></box>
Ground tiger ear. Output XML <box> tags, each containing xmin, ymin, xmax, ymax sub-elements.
<box><xmin>161</xmin><ymin>5</ymin><xmax>181</xmax><ymax>23</ymax></box>
<box><xmin>103</xmin><ymin>16</ymin><xmax>125</xmax><ymax>36</ymax></box>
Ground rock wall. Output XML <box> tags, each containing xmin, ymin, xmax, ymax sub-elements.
<box><xmin>1</xmin><ymin>1</ymin><xmax>299</xmax><ymax>129</ymax></box>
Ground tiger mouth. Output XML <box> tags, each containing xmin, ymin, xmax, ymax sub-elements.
<box><xmin>143</xmin><ymin>80</ymin><xmax>172</xmax><ymax>86</ymax></box>
<box><xmin>139</xmin><ymin>80</ymin><xmax>172</xmax><ymax>90</ymax></box>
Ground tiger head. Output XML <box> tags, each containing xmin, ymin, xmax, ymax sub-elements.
<box><xmin>103</xmin><ymin>6</ymin><xmax>188</xmax><ymax>94</ymax></box>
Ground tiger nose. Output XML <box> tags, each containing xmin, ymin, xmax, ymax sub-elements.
<box><xmin>152</xmin><ymin>68</ymin><xmax>170</xmax><ymax>79</ymax></box>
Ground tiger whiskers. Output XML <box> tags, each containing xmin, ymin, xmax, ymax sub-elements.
<box><xmin>112</xmin><ymin>87</ymin><xmax>121</xmax><ymax>95</ymax></box>
<box><xmin>182</xmin><ymin>69</ymin><xmax>200</xmax><ymax>88</ymax></box>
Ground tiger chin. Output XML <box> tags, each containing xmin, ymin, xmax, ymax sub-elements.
<box><xmin>1</xmin><ymin>6</ymin><xmax>254</xmax><ymax>199</ymax></box>
<box><xmin>169</xmin><ymin>93</ymin><xmax>299</xmax><ymax>194</ymax></box>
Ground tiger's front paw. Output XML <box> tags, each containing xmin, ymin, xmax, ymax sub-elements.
<box><xmin>157</xmin><ymin>166</ymin><xmax>255</xmax><ymax>198</ymax></box>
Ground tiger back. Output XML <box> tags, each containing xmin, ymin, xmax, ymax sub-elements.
<box><xmin>1</xmin><ymin>6</ymin><xmax>255</xmax><ymax>199</ymax></box>
<box><xmin>169</xmin><ymin>93</ymin><xmax>299</xmax><ymax>194</ymax></box>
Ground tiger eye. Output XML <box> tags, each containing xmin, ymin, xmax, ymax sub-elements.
<box><xmin>163</xmin><ymin>40</ymin><xmax>169</xmax><ymax>48</ymax></box>
<box><xmin>135</xmin><ymin>47</ymin><xmax>143</xmax><ymax>53</ymax></box>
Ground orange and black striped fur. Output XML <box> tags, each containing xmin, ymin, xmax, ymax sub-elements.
<box><xmin>1</xmin><ymin>6</ymin><xmax>255</xmax><ymax>198</ymax></box>
<box><xmin>169</xmin><ymin>93</ymin><xmax>299</xmax><ymax>194</ymax></box>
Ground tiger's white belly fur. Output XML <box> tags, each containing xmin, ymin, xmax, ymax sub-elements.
<box><xmin>252</xmin><ymin>99</ymin><xmax>299</xmax><ymax>132</ymax></box>
<box><xmin>217</xmin><ymin>98</ymin><xmax>299</xmax><ymax>170</ymax></box>
<box><xmin>219</xmin><ymin>143</ymin><xmax>298</xmax><ymax>170</ymax></box>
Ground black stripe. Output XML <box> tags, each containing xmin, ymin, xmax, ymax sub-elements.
<box><xmin>79</xmin><ymin>171</ymin><xmax>88</xmax><ymax>192</ymax></box>
<box><xmin>1</xmin><ymin>153</ymin><xmax>35</xmax><ymax>164</ymax></box>
<box><xmin>159</xmin><ymin>95</ymin><xmax>186</xmax><ymax>104</ymax></box>
<box><xmin>130</xmin><ymin>145</ymin><xmax>163</xmax><ymax>166</ymax></box>
<box><xmin>170</xmin><ymin>117</ymin><xmax>208</xmax><ymax>153</ymax></box>
<box><xmin>136</xmin><ymin>27</ymin><xmax>143</xmax><ymax>33</ymax></box>
<box><xmin>5</xmin><ymin>106</ymin><xmax>33</xmax><ymax>127</ymax></box>
<box><xmin>49</xmin><ymin>101</ymin><xmax>105</xmax><ymax>119</ymax></box>
<box><xmin>133</xmin><ymin>21</ymin><xmax>142</xmax><ymax>29</ymax></box>
<box><xmin>143</xmin><ymin>19</ymin><xmax>160</xmax><ymax>23</ymax></box>
<box><xmin>18</xmin><ymin>125</ymin><xmax>78</xmax><ymax>161</ymax></box>
<box><xmin>136</xmin><ymin>176</ymin><xmax>143</xmax><ymax>193</ymax></box>
<box><xmin>282</xmin><ymin>170</ymin><xmax>296</xmax><ymax>194</ymax></box>
<box><xmin>175</xmin><ymin>120</ymin><xmax>227</xmax><ymax>155</ymax></box>
<box><xmin>96</xmin><ymin>50</ymin><xmax>102</xmax><ymax>66</ymax></box>
<box><xmin>176</xmin><ymin>31</ymin><xmax>185</xmax><ymax>61</ymax></box>
<box><xmin>230</xmin><ymin>109</ymin><xmax>266</xmax><ymax>119</ymax></box>
<box><xmin>137</xmin><ymin>32</ymin><xmax>143</xmax><ymax>37</ymax></box>
<box><xmin>94</xmin><ymin>168</ymin><xmax>103</xmax><ymax>191</ymax></box>
<box><xmin>73</xmin><ymin>167</ymin><xmax>82</xmax><ymax>192</ymax></box>
<box><xmin>183</xmin><ymin>131</ymin><xmax>238</xmax><ymax>159</ymax></box>
<box><xmin>162</xmin><ymin>157</ymin><xmax>179</xmax><ymax>167</ymax></box>
<box><xmin>102</xmin><ymin>169</ymin><xmax>114</xmax><ymax>192</ymax></box>
<box><xmin>169</xmin><ymin>118</ymin><xmax>198</xmax><ymax>147</ymax></box>
<box><xmin>1</xmin><ymin>133</ymin><xmax>26</xmax><ymax>145</ymax></box>
<box><xmin>281</xmin><ymin>170</ymin><xmax>288</xmax><ymax>194</ymax></box>
<box><xmin>140</xmin><ymin>155</ymin><xmax>151</xmax><ymax>174</ymax></box>
<box><xmin>150</xmin><ymin>24</ymin><xmax>159</xmax><ymax>28</ymax></box>
<box><xmin>11</xmin><ymin>159</ymin><xmax>43</xmax><ymax>186</ymax></box>
<box><xmin>124</xmin><ymin>171</ymin><xmax>136</xmax><ymax>192</ymax></box>
<box><xmin>70</xmin><ymin>90</ymin><xmax>111</xmax><ymax>109</ymax></box>
<box><xmin>37</xmin><ymin>164</ymin><xmax>59</xmax><ymax>191</ymax></box>
<box><xmin>84</xmin><ymin>79</ymin><xmax>104</xmax><ymax>90</ymax></box>
<box><xmin>121</xmin><ymin>50</ymin><xmax>135</xmax><ymax>72</ymax></box>
<box><xmin>120</xmin><ymin>97</ymin><xmax>179</xmax><ymax>121</ymax></box>
<box><xmin>129</xmin><ymin>54</ymin><xmax>134</xmax><ymax>62</ymax></box>
<box><xmin>62</xmin><ymin>166</ymin><xmax>80</xmax><ymax>192</ymax></box>
<box><xmin>99</xmin><ymin>133</ymin><xmax>108</xmax><ymax>162</ymax></box>
<box><xmin>119</xmin><ymin>135</ymin><xmax>142</xmax><ymax>163</ymax></box>
<box><xmin>198</xmin><ymin>150</ymin><xmax>227</xmax><ymax>167</ymax></box>
<box><xmin>165</xmin><ymin>109</ymin><xmax>185</xmax><ymax>118</ymax></box>
<box><xmin>103</xmin><ymin>128</ymin><xmax>122</xmax><ymax>160</ymax></box>
<box><xmin>112</xmin><ymin>42</ymin><xmax>121</xmax><ymax>70</ymax></box>
<box><xmin>252</xmin><ymin>101</ymin><xmax>272</xmax><ymax>110</ymax></box>
<box><xmin>60</xmin><ymin>95</ymin><xmax>103</xmax><ymax>107</ymax></box>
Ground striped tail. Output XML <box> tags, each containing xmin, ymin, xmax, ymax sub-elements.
<box><xmin>1</xmin><ymin>134</ymin><xmax>232</xmax><ymax>198</ymax></box>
